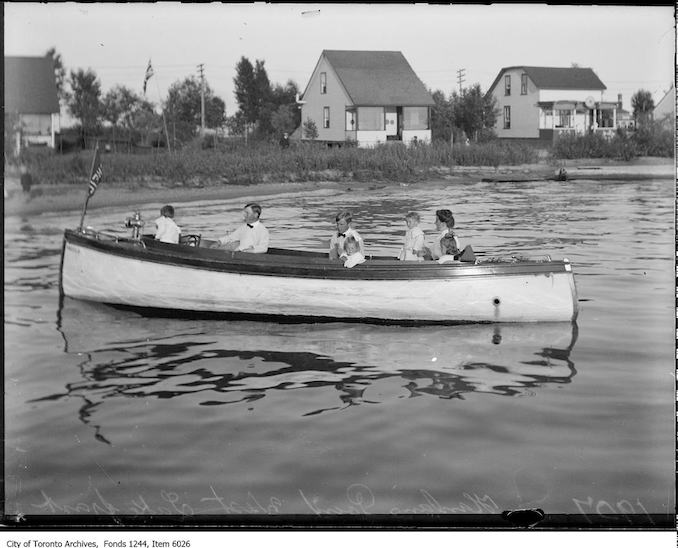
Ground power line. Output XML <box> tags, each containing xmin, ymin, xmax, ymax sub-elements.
<box><xmin>456</xmin><ymin>68</ymin><xmax>465</xmax><ymax>94</ymax></box>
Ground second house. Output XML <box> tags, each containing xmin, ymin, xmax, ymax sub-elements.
<box><xmin>298</xmin><ymin>50</ymin><xmax>434</xmax><ymax>147</ymax></box>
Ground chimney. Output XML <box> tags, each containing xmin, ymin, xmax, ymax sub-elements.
<box><xmin>617</xmin><ymin>93</ymin><xmax>623</xmax><ymax>109</ymax></box>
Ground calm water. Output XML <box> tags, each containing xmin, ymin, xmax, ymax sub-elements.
<box><xmin>4</xmin><ymin>176</ymin><xmax>674</xmax><ymax>521</ymax></box>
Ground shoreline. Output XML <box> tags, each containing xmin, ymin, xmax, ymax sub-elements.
<box><xmin>4</xmin><ymin>157</ymin><xmax>674</xmax><ymax>218</ymax></box>
<box><xmin>3</xmin><ymin>179</ymin><xmax>350</xmax><ymax>218</ymax></box>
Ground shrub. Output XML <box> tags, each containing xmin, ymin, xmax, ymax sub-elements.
<box><xmin>302</xmin><ymin>118</ymin><xmax>319</xmax><ymax>140</ymax></box>
<box><xmin>17</xmin><ymin>139</ymin><xmax>546</xmax><ymax>186</ymax></box>
<box><xmin>631</xmin><ymin>124</ymin><xmax>674</xmax><ymax>157</ymax></box>
<box><xmin>551</xmin><ymin>125</ymin><xmax>672</xmax><ymax>160</ymax></box>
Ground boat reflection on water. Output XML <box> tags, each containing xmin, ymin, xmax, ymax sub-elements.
<box><xmin>55</xmin><ymin>298</ymin><xmax>578</xmax><ymax>442</ymax></box>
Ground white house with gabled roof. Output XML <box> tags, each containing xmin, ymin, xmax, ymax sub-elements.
<box><xmin>297</xmin><ymin>50</ymin><xmax>434</xmax><ymax>147</ymax></box>
<box><xmin>488</xmin><ymin>66</ymin><xmax>623</xmax><ymax>142</ymax></box>
<box><xmin>4</xmin><ymin>55</ymin><xmax>61</xmax><ymax>152</ymax></box>
<box><xmin>653</xmin><ymin>85</ymin><xmax>674</xmax><ymax>128</ymax></box>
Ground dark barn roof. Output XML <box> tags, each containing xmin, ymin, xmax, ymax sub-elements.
<box><xmin>323</xmin><ymin>50</ymin><xmax>434</xmax><ymax>106</ymax></box>
<box><xmin>5</xmin><ymin>56</ymin><xmax>60</xmax><ymax>114</ymax></box>
<box><xmin>489</xmin><ymin>66</ymin><xmax>607</xmax><ymax>94</ymax></box>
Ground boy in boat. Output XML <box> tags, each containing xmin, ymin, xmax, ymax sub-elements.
<box><xmin>216</xmin><ymin>203</ymin><xmax>270</xmax><ymax>253</ymax></box>
<box><xmin>154</xmin><ymin>205</ymin><xmax>181</xmax><ymax>244</ymax></box>
<box><xmin>398</xmin><ymin>212</ymin><xmax>424</xmax><ymax>261</ymax></box>
<box><xmin>342</xmin><ymin>236</ymin><xmax>366</xmax><ymax>268</ymax></box>
<box><xmin>329</xmin><ymin>210</ymin><xmax>364</xmax><ymax>260</ymax></box>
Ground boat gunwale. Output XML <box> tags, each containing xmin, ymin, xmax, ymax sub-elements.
<box><xmin>63</xmin><ymin>229</ymin><xmax>573</xmax><ymax>281</ymax></box>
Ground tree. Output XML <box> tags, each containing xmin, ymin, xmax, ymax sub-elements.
<box><xmin>67</xmin><ymin>68</ymin><xmax>102</xmax><ymax>137</ymax></box>
<box><xmin>253</xmin><ymin>59</ymin><xmax>273</xmax><ymax>114</ymax></box>
<box><xmin>271</xmin><ymin>80</ymin><xmax>299</xmax><ymax>106</ymax></box>
<box><xmin>130</xmin><ymin>102</ymin><xmax>163</xmax><ymax>147</ymax></box>
<box><xmin>205</xmin><ymin>95</ymin><xmax>227</xmax><ymax>129</ymax></box>
<box><xmin>233</xmin><ymin>57</ymin><xmax>273</xmax><ymax>137</ymax></box>
<box><xmin>127</xmin><ymin>99</ymin><xmax>157</xmax><ymax>131</ymax></box>
<box><xmin>101</xmin><ymin>86</ymin><xmax>128</xmax><ymax>150</ymax></box>
<box><xmin>270</xmin><ymin>104</ymin><xmax>297</xmax><ymax>137</ymax></box>
<box><xmin>233</xmin><ymin>57</ymin><xmax>258</xmax><ymax>126</ymax></box>
<box><xmin>163</xmin><ymin>76</ymin><xmax>226</xmax><ymax>147</ymax></box>
<box><xmin>450</xmin><ymin>84</ymin><xmax>498</xmax><ymax>142</ymax></box>
<box><xmin>631</xmin><ymin>89</ymin><xmax>655</xmax><ymax>129</ymax></box>
<box><xmin>225</xmin><ymin>111</ymin><xmax>248</xmax><ymax>137</ymax></box>
<box><xmin>430</xmin><ymin>85</ymin><xmax>497</xmax><ymax>143</ymax></box>
<box><xmin>233</xmin><ymin>56</ymin><xmax>300</xmax><ymax>139</ymax></box>
<box><xmin>102</xmin><ymin>86</ymin><xmax>135</xmax><ymax>126</ymax></box>
<box><xmin>430</xmin><ymin>89</ymin><xmax>454</xmax><ymax>142</ymax></box>
<box><xmin>101</xmin><ymin>86</ymin><xmax>157</xmax><ymax>148</ymax></box>
<box><xmin>271</xmin><ymin>80</ymin><xmax>301</xmax><ymax>131</ymax></box>
<box><xmin>46</xmin><ymin>47</ymin><xmax>67</xmax><ymax>102</ymax></box>
<box><xmin>302</xmin><ymin>118</ymin><xmax>318</xmax><ymax>140</ymax></box>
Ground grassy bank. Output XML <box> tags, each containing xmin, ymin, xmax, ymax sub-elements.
<box><xmin>11</xmin><ymin>130</ymin><xmax>673</xmax><ymax>189</ymax></box>
<box><xmin>551</xmin><ymin>126</ymin><xmax>674</xmax><ymax>160</ymax></box>
<box><xmin>13</xmin><ymin>141</ymin><xmax>540</xmax><ymax>187</ymax></box>
<box><xmin>5</xmin><ymin>155</ymin><xmax>673</xmax><ymax>218</ymax></box>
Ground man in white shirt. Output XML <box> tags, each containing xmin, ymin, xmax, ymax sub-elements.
<box><xmin>329</xmin><ymin>210</ymin><xmax>364</xmax><ymax>260</ymax></box>
<box><xmin>216</xmin><ymin>203</ymin><xmax>270</xmax><ymax>253</ymax></box>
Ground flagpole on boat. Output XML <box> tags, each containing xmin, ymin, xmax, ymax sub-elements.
<box><xmin>78</xmin><ymin>140</ymin><xmax>101</xmax><ymax>232</ymax></box>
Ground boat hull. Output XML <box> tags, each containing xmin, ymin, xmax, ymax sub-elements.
<box><xmin>60</xmin><ymin>230</ymin><xmax>578</xmax><ymax>323</ymax></box>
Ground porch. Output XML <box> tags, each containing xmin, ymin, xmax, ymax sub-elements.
<box><xmin>538</xmin><ymin>100</ymin><xmax>620</xmax><ymax>140</ymax></box>
<box><xmin>344</xmin><ymin>105</ymin><xmax>431</xmax><ymax>147</ymax></box>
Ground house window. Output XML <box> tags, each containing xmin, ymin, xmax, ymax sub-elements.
<box><xmin>403</xmin><ymin>107</ymin><xmax>429</xmax><ymax>130</ymax></box>
<box><xmin>320</xmin><ymin>72</ymin><xmax>327</xmax><ymax>94</ymax></box>
<box><xmin>345</xmin><ymin>109</ymin><xmax>356</xmax><ymax>131</ymax></box>
<box><xmin>521</xmin><ymin>74</ymin><xmax>528</xmax><ymax>95</ymax></box>
<box><xmin>357</xmin><ymin>107</ymin><xmax>384</xmax><ymax>130</ymax></box>
<box><xmin>541</xmin><ymin>108</ymin><xmax>553</xmax><ymax>129</ymax></box>
<box><xmin>505</xmin><ymin>75</ymin><xmax>511</xmax><ymax>96</ymax></box>
<box><xmin>503</xmin><ymin>106</ymin><xmax>511</xmax><ymax>129</ymax></box>
<box><xmin>323</xmin><ymin>107</ymin><xmax>330</xmax><ymax>128</ymax></box>
<box><xmin>596</xmin><ymin>109</ymin><xmax>614</xmax><ymax>128</ymax></box>
<box><xmin>556</xmin><ymin>109</ymin><xmax>572</xmax><ymax>128</ymax></box>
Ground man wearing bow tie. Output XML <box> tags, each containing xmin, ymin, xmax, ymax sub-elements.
<box><xmin>216</xmin><ymin>203</ymin><xmax>270</xmax><ymax>253</ymax></box>
<box><xmin>329</xmin><ymin>210</ymin><xmax>364</xmax><ymax>260</ymax></box>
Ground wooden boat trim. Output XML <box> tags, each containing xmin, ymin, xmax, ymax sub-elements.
<box><xmin>64</xmin><ymin>229</ymin><xmax>571</xmax><ymax>281</ymax></box>
<box><xmin>61</xmin><ymin>229</ymin><xmax>579</xmax><ymax>323</ymax></box>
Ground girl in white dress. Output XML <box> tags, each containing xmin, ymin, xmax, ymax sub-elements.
<box><xmin>398</xmin><ymin>212</ymin><xmax>425</xmax><ymax>261</ymax></box>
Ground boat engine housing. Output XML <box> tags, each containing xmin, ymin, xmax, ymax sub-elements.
<box><xmin>124</xmin><ymin>211</ymin><xmax>145</xmax><ymax>240</ymax></box>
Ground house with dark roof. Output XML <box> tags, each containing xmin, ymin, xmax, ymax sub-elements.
<box><xmin>487</xmin><ymin>66</ymin><xmax>622</xmax><ymax>141</ymax></box>
<box><xmin>4</xmin><ymin>55</ymin><xmax>61</xmax><ymax>152</ymax></box>
<box><xmin>297</xmin><ymin>50</ymin><xmax>434</xmax><ymax>147</ymax></box>
<box><xmin>653</xmin><ymin>85</ymin><xmax>674</xmax><ymax>128</ymax></box>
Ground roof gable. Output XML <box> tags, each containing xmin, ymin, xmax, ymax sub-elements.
<box><xmin>489</xmin><ymin>66</ymin><xmax>606</xmax><ymax>94</ymax></box>
<box><xmin>322</xmin><ymin>50</ymin><xmax>434</xmax><ymax>106</ymax></box>
<box><xmin>5</xmin><ymin>56</ymin><xmax>60</xmax><ymax>114</ymax></box>
<box><xmin>654</xmin><ymin>85</ymin><xmax>674</xmax><ymax>116</ymax></box>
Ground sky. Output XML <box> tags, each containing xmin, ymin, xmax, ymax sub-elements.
<box><xmin>4</xmin><ymin>3</ymin><xmax>675</xmax><ymax>117</ymax></box>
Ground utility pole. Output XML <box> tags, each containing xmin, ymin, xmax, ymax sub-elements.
<box><xmin>197</xmin><ymin>63</ymin><xmax>206</xmax><ymax>137</ymax></box>
<box><xmin>456</xmin><ymin>68</ymin><xmax>466</xmax><ymax>95</ymax></box>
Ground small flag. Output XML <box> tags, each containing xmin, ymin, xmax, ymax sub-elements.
<box><xmin>88</xmin><ymin>146</ymin><xmax>103</xmax><ymax>196</ymax></box>
<box><xmin>143</xmin><ymin>59</ymin><xmax>154</xmax><ymax>95</ymax></box>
